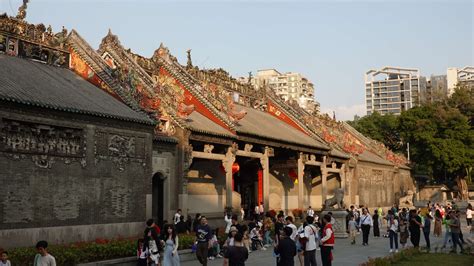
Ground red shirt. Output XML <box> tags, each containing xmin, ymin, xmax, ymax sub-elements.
<box><xmin>322</xmin><ymin>223</ymin><xmax>335</xmax><ymax>246</ymax></box>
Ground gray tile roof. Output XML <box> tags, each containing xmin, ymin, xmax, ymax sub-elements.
<box><xmin>358</xmin><ymin>150</ymin><xmax>394</xmax><ymax>166</ymax></box>
<box><xmin>235</xmin><ymin>105</ymin><xmax>329</xmax><ymax>150</ymax></box>
<box><xmin>0</xmin><ymin>55</ymin><xmax>154</xmax><ymax>125</ymax></box>
<box><xmin>186</xmin><ymin>111</ymin><xmax>235</xmax><ymax>138</ymax></box>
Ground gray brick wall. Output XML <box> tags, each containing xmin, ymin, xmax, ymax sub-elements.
<box><xmin>0</xmin><ymin>106</ymin><xmax>154</xmax><ymax>230</ymax></box>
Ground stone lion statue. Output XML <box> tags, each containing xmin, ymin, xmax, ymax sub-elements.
<box><xmin>399</xmin><ymin>190</ymin><xmax>414</xmax><ymax>207</ymax></box>
<box><xmin>323</xmin><ymin>188</ymin><xmax>344</xmax><ymax>210</ymax></box>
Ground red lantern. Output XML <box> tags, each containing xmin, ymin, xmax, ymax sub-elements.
<box><xmin>288</xmin><ymin>169</ymin><xmax>298</xmax><ymax>184</ymax></box>
<box><xmin>232</xmin><ymin>162</ymin><xmax>240</xmax><ymax>174</ymax></box>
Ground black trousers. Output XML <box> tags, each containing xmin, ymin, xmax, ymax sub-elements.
<box><xmin>320</xmin><ymin>246</ymin><xmax>332</xmax><ymax>266</ymax></box>
<box><xmin>304</xmin><ymin>249</ymin><xmax>317</xmax><ymax>266</ymax></box>
<box><xmin>361</xmin><ymin>224</ymin><xmax>371</xmax><ymax>244</ymax></box>
<box><xmin>410</xmin><ymin>230</ymin><xmax>420</xmax><ymax>247</ymax></box>
<box><xmin>196</xmin><ymin>242</ymin><xmax>209</xmax><ymax>266</ymax></box>
<box><xmin>423</xmin><ymin>231</ymin><xmax>430</xmax><ymax>249</ymax></box>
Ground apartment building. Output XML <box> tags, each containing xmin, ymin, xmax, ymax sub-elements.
<box><xmin>447</xmin><ymin>66</ymin><xmax>474</xmax><ymax>95</ymax></box>
<box><xmin>254</xmin><ymin>69</ymin><xmax>318</xmax><ymax>113</ymax></box>
<box><xmin>365</xmin><ymin>67</ymin><xmax>425</xmax><ymax>115</ymax></box>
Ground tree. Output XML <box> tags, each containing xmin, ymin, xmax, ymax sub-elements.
<box><xmin>347</xmin><ymin>112</ymin><xmax>402</xmax><ymax>152</ymax></box>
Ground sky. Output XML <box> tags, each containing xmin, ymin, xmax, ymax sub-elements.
<box><xmin>1</xmin><ymin>0</ymin><xmax>472</xmax><ymax>120</ymax></box>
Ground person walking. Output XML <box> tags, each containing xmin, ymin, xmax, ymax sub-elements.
<box><xmin>320</xmin><ymin>214</ymin><xmax>334</xmax><ymax>266</ymax></box>
<box><xmin>399</xmin><ymin>213</ymin><xmax>409</xmax><ymax>248</ymax></box>
<box><xmin>162</xmin><ymin>225</ymin><xmax>180</xmax><ymax>266</ymax></box>
<box><xmin>408</xmin><ymin>209</ymin><xmax>422</xmax><ymax>248</ymax></box>
<box><xmin>359</xmin><ymin>208</ymin><xmax>373</xmax><ymax>246</ymax></box>
<box><xmin>348</xmin><ymin>215</ymin><xmax>358</xmax><ymax>245</ymax></box>
<box><xmin>373</xmin><ymin>209</ymin><xmax>380</xmax><ymax>237</ymax></box>
<box><xmin>307</xmin><ymin>206</ymin><xmax>315</xmax><ymax>218</ymax></box>
<box><xmin>274</xmin><ymin>226</ymin><xmax>297</xmax><ymax>266</ymax></box>
<box><xmin>303</xmin><ymin>216</ymin><xmax>318</xmax><ymax>266</ymax></box>
<box><xmin>195</xmin><ymin>216</ymin><xmax>212</xmax><ymax>266</ymax></box>
<box><xmin>387</xmin><ymin>210</ymin><xmax>399</xmax><ymax>253</ymax></box>
<box><xmin>225</xmin><ymin>212</ymin><xmax>233</xmax><ymax>235</ymax></box>
<box><xmin>466</xmin><ymin>203</ymin><xmax>472</xmax><ymax>229</ymax></box>
<box><xmin>449</xmin><ymin>211</ymin><xmax>464</xmax><ymax>253</ymax></box>
<box><xmin>433</xmin><ymin>209</ymin><xmax>442</xmax><ymax>237</ymax></box>
<box><xmin>223</xmin><ymin>233</ymin><xmax>248</xmax><ymax>266</ymax></box>
<box><xmin>441</xmin><ymin>212</ymin><xmax>452</xmax><ymax>250</ymax></box>
<box><xmin>423</xmin><ymin>213</ymin><xmax>432</xmax><ymax>250</ymax></box>
<box><xmin>174</xmin><ymin>209</ymin><xmax>182</xmax><ymax>225</ymax></box>
<box><xmin>34</xmin><ymin>241</ymin><xmax>56</xmax><ymax>266</ymax></box>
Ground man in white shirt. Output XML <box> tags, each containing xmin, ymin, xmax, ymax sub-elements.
<box><xmin>303</xmin><ymin>216</ymin><xmax>318</xmax><ymax>266</ymax></box>
<box><xmin>359</xmin><ymin>208</ymin><xmax>373</xmax><ymax>246</ymax></box>
<box><xmin>285</xmin><ymin>216</ymin><xmax>298</xmax><ymax>241</ymax></box>
<box><xmin>307</xmin><ymin>206</ymin><xmax>315</xmax><ymax>217</ymax></box>
<box><xmin>174</xmin><ymin>209</ymin><xmax>182</xmax><ymax>224</ymax></box>
<box><xmin>34</xmin><ymin>241</ymin><xmax>56</xmax><ymax>266</ymax></box>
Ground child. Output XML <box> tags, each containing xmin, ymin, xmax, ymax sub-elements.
<box><xmin>136</xmin><ymin>239</ymin><xmax>148</xmax><ymax>266</ymax></box>
<box><xmin>348</xmin><ymin>215</ymin><xmax>358</xmax><ymax>244</ymax></box>
<box><xmin>34</xmin><ymin>240</ymin><xmax>56</xmax><ymax>266</ymax></box>
<box><xmin>0</xmin><ymin>251</ymin><xmax>11</xmax><ymax>266</ymax></box>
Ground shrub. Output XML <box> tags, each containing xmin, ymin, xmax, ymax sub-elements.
<box><xmin>7</xmin><ymin>239</ymin><xmax>136</xmax><ymax>266</ymax></box>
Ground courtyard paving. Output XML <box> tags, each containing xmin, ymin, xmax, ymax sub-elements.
<box><xmin>182</xmin><ymin>227</ymin><xmax>471</xmax><ymax>266</ymax></box>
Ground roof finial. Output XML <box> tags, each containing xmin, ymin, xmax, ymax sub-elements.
<box><xmin>186</xmin><ymin>49</ymin><xmax>193</xmax><ymax>69</ymax></box>
<box><xmin>16</xmin><ymin>0</ymin><xmax>29</xmax><ymax>20</ymax></box>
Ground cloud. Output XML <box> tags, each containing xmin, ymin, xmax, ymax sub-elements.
<box><xmin>320</xmin><ymin>104</ymin><xmax>366</xmax><ymax>121</ymax></box>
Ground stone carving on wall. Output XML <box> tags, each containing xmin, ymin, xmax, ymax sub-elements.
<box><xmin>203</xmin><ymin>144</ymin><xmax>214</xmax><ymax>153</ymax></box>
<box><xmin>95</xmin><ymin>131</ymin><xmax>146</xmax><ymax>171</ymax></box>
<box><xmin>244</xmin><ymin>144</ymin><xmax>253</xmax><ymax>152</ymax></box>
<box><xmin>0</xmin><ymin>118</ymin><xmax>86</xmax><ymax>168</ymax></box>
<box><xmin>183</xmin><ymin>144</ymin><xmax>193</xmax><ymax>172</ymax></box>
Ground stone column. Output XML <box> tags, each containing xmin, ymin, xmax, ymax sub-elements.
<box><xmin>340</xmin><ymin>164</ymin><xmax>348</xmax><ymax>206</ymax></box>
<box><xmin>260</xmin><ymin>147</ymin><xmax>270</xmax><ymax>212</ymax></box>
<box><xmin>223</xmin><ymin>147</ymin><xmax>236</xmax><ymax>209</ymax></box>
<box><xmin>321</xmin><ymin>156</ymin><xmax>328</xmax><ymax>209</ymax></box>
<box><xmin>297</xmin><ymin>153</ymin><xmax>305</xmax><ymax>210</ymax></box>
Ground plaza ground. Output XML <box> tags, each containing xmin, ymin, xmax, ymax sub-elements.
<box><xmin>182</xmin><ymin>228</ymin><xmax>473</xmax><ymax>266</ymax></box>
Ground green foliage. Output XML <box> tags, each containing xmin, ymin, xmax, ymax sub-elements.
<box><xmin>347</xmin><ymin>112</ymin><xmax>402</xmax><ymax>152</ymax></box>
<box><xmin>348</xmin><ymin>85</ymin><xmax>474</xmax><ymax>183</ymax></box>
<box><xmin>361</xmin><ymin>248</ymin><xmax>473</xmax><ymax>266</ymax></box>
<box><xmin>7</xmin><ymin>239</ymin><xmax>136</xmax><ymax>266</ymax></box>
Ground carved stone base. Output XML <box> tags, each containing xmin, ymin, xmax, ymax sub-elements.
<box><xmin>322</xmin><ymin>210</ymin><xmax>348</xmax><ymax>238</ymax></box>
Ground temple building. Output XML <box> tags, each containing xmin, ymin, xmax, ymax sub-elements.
<box><xmin>0</xmin><ymin>8</ymin><xmax>414</xmax><ymax>248</ymax></box>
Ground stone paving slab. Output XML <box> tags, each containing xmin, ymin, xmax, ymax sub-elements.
<box><xmin>182</xmin><ymin>227</ymin><xmax>472</xmax><ymax>266</ymax></box>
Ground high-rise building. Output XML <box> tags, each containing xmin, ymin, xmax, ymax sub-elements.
<box><xmin>423</xmin><ymin>75</ymin><xmax>448</xmax><ymax>103</ymax></box>
<box><xmin>447</xmin><ymin>66</ymin><xmax>474</xmax><ymax>95</ymax></box>
<box><xmin>365</xmin><ymin>67</ymin><xmax>425</xmax><ymax>115</ymax></box>
<box><xmin>253</xmin><ymin>69</ymin><xmax>318</xmax><ymax>113</ymax></box>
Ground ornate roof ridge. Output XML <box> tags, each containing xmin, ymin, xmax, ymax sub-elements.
<box><xmin>96</xmin><ymin>31</ymin><xmax>191</xmax><ymax>133</ymax></box>
<box><xmin>151</xmin><ymin>44</ymin><xmax>237</xmax><ymax>130</ymax></box>
<box><xmin>67</xmin><ymin>30</ymin><xmax>152</xmax><ymax>119</ymax></box>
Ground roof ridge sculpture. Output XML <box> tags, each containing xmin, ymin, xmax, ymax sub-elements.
<box><xmin>96</xmin><ymin>30</ymin><xmax>193</xmax><ymax>132</ymax></box>
<box><xmin>150</xmin><ymin>44</ymin><xmax>241</xmax><ymax>129</ymax></box>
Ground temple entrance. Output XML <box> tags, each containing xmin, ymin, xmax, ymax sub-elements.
<box><xmin>234</xmin><ymin>158</ymin><xmax>261</xmax><ymax>219</ymax></box>
<box><xmin>152</xmin><ymin>172</ymin><xmax>165</xmax><ymax>227</ymax></box>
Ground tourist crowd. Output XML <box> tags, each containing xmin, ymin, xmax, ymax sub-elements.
<box><xmin>5</xmin><ymin>202</ymin><xmax>471</xmax><ymax>266</ymax></box>
<box><xmin>136</xmin><ymin>204</ymin><xmax>338</xmax><ymax>266</ymax></box>
<box><xmin>345</xmin><ymin>201</ymin><xmax>472</xmax><ymax>254</ymax></box>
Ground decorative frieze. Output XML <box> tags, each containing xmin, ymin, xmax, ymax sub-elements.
<box><xmin>94</xmin><ymin>131</ymin><xmax>146</xmax><ymax>171</ymax></box>
<box><xmin>0</xmin><ymin>118</ymin><xmax>86</xmax><ymax>168</ymax></box>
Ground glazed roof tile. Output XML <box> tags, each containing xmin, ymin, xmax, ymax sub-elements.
<box><xmin>235</xmin><ymin>105</ymin><xmax>329</xmax><ymax>150</ymax></box>
<box><xmin>358</xmin><ymin>150</ymin><xmax>394</xmax><ymax>166</ymax></box>
<box><xmin>0</xmin><ymin>55</ymin><xmax>154</xmax><ymax>125</ymax></box>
